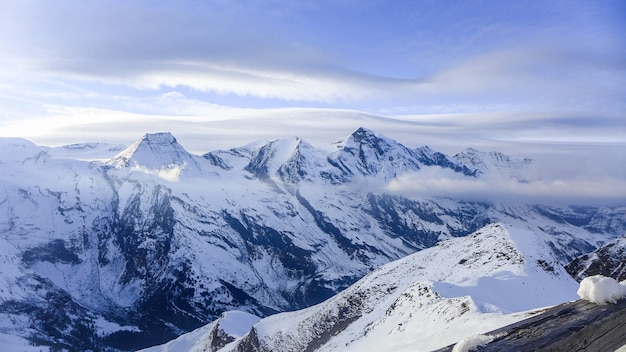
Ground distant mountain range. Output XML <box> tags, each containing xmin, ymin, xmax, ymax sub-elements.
<box><xmin>0</xmin><ymin>128</ymin><xmax>624</xmax><ymax>351</ymax></box>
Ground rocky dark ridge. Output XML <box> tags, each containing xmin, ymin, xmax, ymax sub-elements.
<box><xmin>565</xmin><ymin>236</ymin><xmax>626</xmax><ymax>282</ymax></box>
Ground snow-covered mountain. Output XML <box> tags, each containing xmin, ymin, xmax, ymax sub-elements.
<box><xmin>0</xmin><ymin>128</ymin><xmax>624</xmax><ymax>351</ymax></box>
<box><xmin>142</xmin><ymin>223</ymin><xmax>580</xmax><ymax>352</ymax></box>
<box><xmin>107</xmin><ymin>132</ymin><xmax>212</xmax><ymax>178</ymax></box>
<box><xmin>453</xmin><ymin>147</ymin><xmax>532</xmax><ymax>177</ymax></box>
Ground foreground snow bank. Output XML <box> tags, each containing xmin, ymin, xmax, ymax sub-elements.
<box><xmin>577</xmin><ymin>275</ymin><xmax>626</xmax><ymax>304</ymax></box>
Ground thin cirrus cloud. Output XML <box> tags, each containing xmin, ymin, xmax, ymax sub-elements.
<box><xmin>0</xmin><ymin>1</ymin><xmax>424</xmax><ymax>105</ymax></box>
<box><xmin>0</xmin><ymin>0</ymin><xmax>623</xmax><ymax>109</ymax></box>
<box><xmin>0</xmin><ymin>0</ymin><xmax>624</xmax><ymax>208</ymax></box>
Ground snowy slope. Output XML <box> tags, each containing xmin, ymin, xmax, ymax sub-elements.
<box><xmin>327</xmin><ymin>127</ymin><xmax>424</xmax><ymax>181</ymax></box>
<box><xmin>46</xmin><ymin>142</ymin><xmax>126</xmax><ymax>161</ymax></box>
<box><xmin>143</xmin><ymin>223</ymin><xmax>579</xmax><ymax>352</ymax></box>
<box><xmin>107</xmin><ymin>132</ymin><xmax>213</xmax><ymax>178</ymax></box>
<box><xmin>453</xmin><ymin>147</ymin><xmax>532</xmax><ymax>177</ymax></box>
<box><xmin>244</xmin><ymin>136</ymin><xmax>333</xmax><ymax>185</ymax></box>
<box><xmin>0</xmin><ymin>128</ymin><xmax>624</xmax><ymax>351</ymax></box>
<box><xmin>141</xmin><ymin>311</ymin><xmax>260</xmax><ymax>352</ymax></box>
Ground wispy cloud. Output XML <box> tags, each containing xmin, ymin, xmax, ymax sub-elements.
<box><xmin>1</xmin><ymin>0</ymin><xmax>623</xmax><ymax>110</ymax></box>
<box><xmin>0</xmin><ymin>0</ymin><xmax>624</xmax><ymax>207</ymax></box>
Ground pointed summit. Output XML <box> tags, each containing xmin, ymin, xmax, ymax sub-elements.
<box><xmin>245</xmin><ymin>137</ymin><xmax>327</xmax><ymax>183</ymax></box>
<box><xmin>107</xmin><ymin>132</ymin><xmax>198</xmax><ymax>170</ymax></box>
<box><xmin>328</xmin><ymin>127</ymin><xmax>421</xmax><ymax>180</ymax></box>
<box><xmin>336</xmin><ymin>127</ymin><xmax>391</xmax><ymax>155</ymax></box>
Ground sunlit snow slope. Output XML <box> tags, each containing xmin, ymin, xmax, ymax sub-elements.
<box><xmin>144</xmin><ymin>223</ymin><xmax>580</xmax><ymax>352</ymax></box>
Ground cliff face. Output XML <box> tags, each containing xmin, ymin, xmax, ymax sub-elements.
<box><xmin>566</xmin><ymin>236</ymin><xmax>626</xmax><ymax>282</ymax></box>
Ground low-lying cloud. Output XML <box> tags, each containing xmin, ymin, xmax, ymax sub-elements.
<box><xmin>386</xmin><ymin>166</ymin><xmax>626</xmax><ymax>206</ymax></box>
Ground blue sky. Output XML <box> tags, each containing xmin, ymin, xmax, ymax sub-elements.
<box><xmin>0</xmin><ymin>0</ymin><xmax>624</xmax><ymax>154</ymax></box>
<box><xmin>0</xmin><ymin>0</ymin><xmax>625</xmax><ymax>204</ymax></box>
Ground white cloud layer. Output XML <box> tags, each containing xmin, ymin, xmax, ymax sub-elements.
<box><xmin>386</xmin><ymin>166</ymin><xmax>626</xmax><ymax>206</ymax></box>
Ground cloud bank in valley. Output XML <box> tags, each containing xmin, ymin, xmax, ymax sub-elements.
<box><xmin>386</xmin><ymin>163</ymin><xmax>626</xmax><ymax>206</ymax></box>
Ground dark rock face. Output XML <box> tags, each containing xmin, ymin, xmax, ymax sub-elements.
<box><xmin>203</xmin><ymin>152</ymin><xmax>232</xmax><ymax>170</ymax></box>
<box><xmin>23</xmin><ymin>239</ymin><xmax>82</xmax><ymax>265</ymax></box>
<box><xmin>364</xmin><ymin>194</ymin><xmax>491</xmax><ymax>250</ymax></box>
<box><xmin>415</xmin><ymin>146</ymin><xmax>477</xmax><ymax>177</ymax></box>
<box><xmin>566</xmin><ymin>236</ymin><xmax>626</xmax><ymax>282</ymax></box>
<box><xmin>327</xmin><ymin>127</ymin><xmax>422</xmax><ymax>179</ymax></box>
<box><xmin>114</xmin><ymin>185</ymin><xmax>175</xmax><ymax>284</ymax></box>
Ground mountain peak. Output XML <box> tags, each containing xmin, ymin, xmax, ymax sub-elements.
<box><xmin>245</xmin><ymin>136</ymin><xmax>326</xmax><ymax>183</ymax></box>
<box><xmin>414</xmin><ymin>146</ymin><xmax>477</xmax><ymax>176</ymax></box>
<box><xmin>336</xmin><ymin>127</ymin><xmax>388</xmax><ymax>150</ymax></box>
<box><xmin>352</xmin><ymin>126</ymin><xmax>377</xmax><ymax>139</ymax></box>
<box><xmin>0</xmin><ymin>137</ymin><xmax>49</xmax><ymax>164</ymax></box>
<box><xmin>141</xmin><ymin>132</ymin><xmax>177</xmax><ymax>144</ymax></box>
<box><xmin>107</xmin><ymin>132</ymin><xmax>196</xmax><ymax>170</ymax></box>
<box><xmin>329</xmin><ymin>127</ymin><xmax>420</xmax><ymax>179</ymax></box>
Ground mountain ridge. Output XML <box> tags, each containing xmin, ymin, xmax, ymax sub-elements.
<box><xmin>0</xmin><ymin>127</ymin><xmax>624</xmax><ymax>350</ymax></box>
<box><xmin>143</xmin><ymin>222</ymin><xmax>580</xmax><ymax>352</ymax></box>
